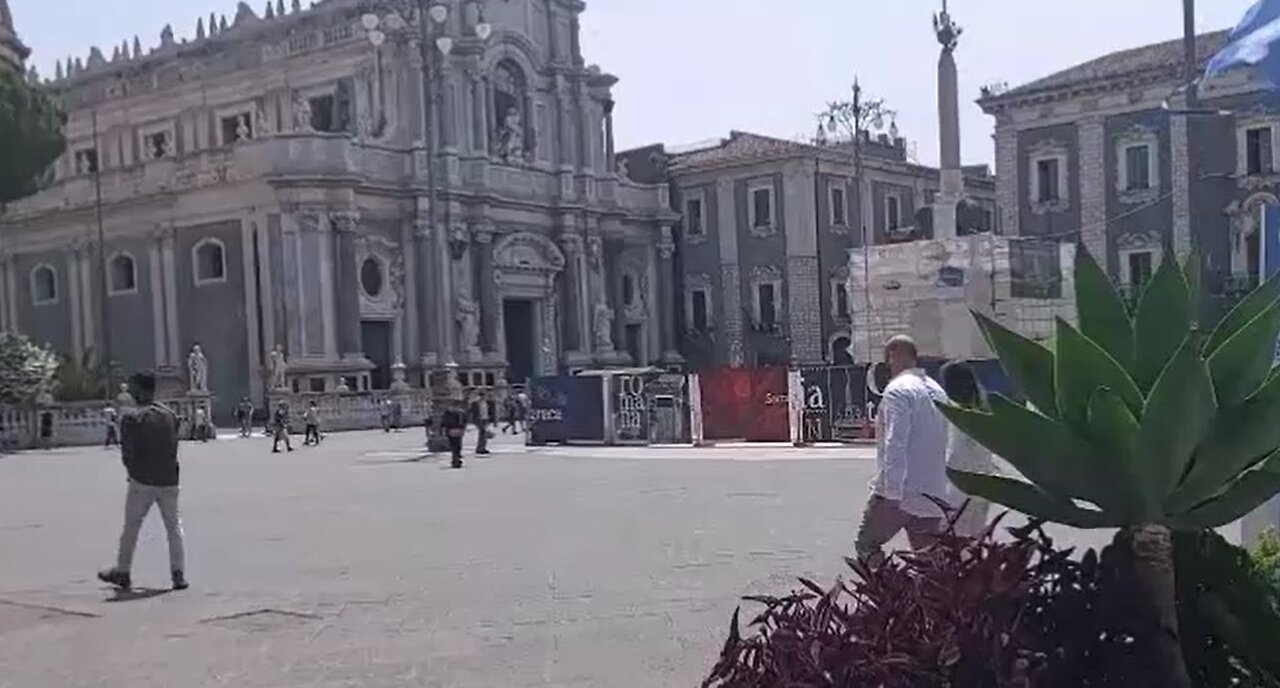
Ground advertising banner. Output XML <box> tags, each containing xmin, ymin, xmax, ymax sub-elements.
<box><xmin>698</xmin><ymin>367</ymin><xmax>789</xmax><ymax>442</ymax></box>
<box><xmin>528</xmin><ymin>375</ymin><xmax>604</xmax><ymax>444</ymax></box>
<box><xmin>610</xmin><ymin>373</ymin><xmax>651</xmax><ymax>444</ymax></box>
<box><xmin>799</xmin><ymin>367</ymin><xmax>833</xmax><ymax>443</ymax></box>
<box><xmin>745</xmin><ymin>367</ymin><xmax>790</xmax><ymax>442</ymax></box>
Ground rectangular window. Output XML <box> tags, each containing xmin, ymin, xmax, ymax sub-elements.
<box><xmin>1127</xmin><ymin>251</ymin><xmax>1155</xmax><ymax>287</ymax></box>
<box><xmin>833</xmin><ymin>281</ymin><xmax>850</xmax><ymax>318</ymax></box>
<box><xmin>1247</xmin><ymin>126</ymin><xmax>1273</xmax><ymax>175</ymax></box>
<box><xmin>1124</xmin><ymin>144</ymin><xmax>1151</xmax><ymax>191</ymax></box>
<box><xmin>1036</xmin><ymin>158</ymin><xmax>1060</xmax><ymax>202</ymax></box>
<box><xmin>886</xmin><ymin>194</ymin><xmax>901</xmax><ymax>230</ymax></box>
<box><xmin>74</xmin><ymin>148</ymin><xmax>99</xmax><ymax>174</ymax></box>
<box><xmin>685</xmin><ymin>197</ymin><xmax>705</xmax><ymax>237</ymax></box>
<box><xmin>146</xmin><ymin>132</ymin><xmax>169</xmax><ymax>159</ymax></box>
<box><xmin>830</xmin><ymin>185</ymin><xmax>847</xmax><ymax>226</ymax></box>
<box><xmin>690</xmin><ymin>290</ymin><xmax>709</xmax><ymax>331</ymax></box>
<box><xmin>220</xmin><ymin>113</ymin><xmax>252</xmax><ymax>145</ymax></box>
<box><xmin>751</xmin><ymin>187</ymin><xmax>773</xmax><ymax>229</ymax></box>
<box><xmin>758</xmin><ymin>283</ymin><xmax>777</xmax><ymax>326</ymax></box>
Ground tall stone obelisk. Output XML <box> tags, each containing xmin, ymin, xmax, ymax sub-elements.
<box><xmin>933</xmin><ymin>0</ymin><xmax>963</xmax><ymax>240</ymax></box>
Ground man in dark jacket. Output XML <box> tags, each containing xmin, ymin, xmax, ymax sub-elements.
<box><xmin>98</xmin><ymin>372</ymin><xmax>188</xmax><ymax>591</ymax></box>
<box><xmin>272</xmin><ymin>401</ymin><xmax>294</xmax><ymax>453</ymax></box>
<box><xmin>440</xmin><ymin>398</ymin><xmax>468</xmax><ymax>469</ymax></box>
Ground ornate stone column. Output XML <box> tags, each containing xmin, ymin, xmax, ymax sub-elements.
<box><xmin>414</xmin><ymin>216</ymin><xmax>438</xmax><ymax>366</ymax></box>
<box><xmin>330</xmin><ymin>211</ymin><xmax>363</xmax><ymax>358</ymax></box>
<box><xmin>160</xmin><ymin>226</ymin><xmax>180</xmax><ymax>370</ymax></box>
<box><xmin>472</xmin><ymin>223</ymin><xmax>499</xmax><ymax>355</ymax></box>
<box><xmin>557</xmin><ymin>233</ymin><xmax>584</xmax><ymax>357</ymax></box>
<box><xmin>657</xmin><ymin>226</ymin><xmax>681</xmax><ymax>362</ymax></box>
<box><xmin>603</xmin><ymin>100</ymin><xmax>616</xmax><ymax>172</ymax></box>
<box><xmin>471</xmin><ymin>70</ymin><xmax>489</xmax><ymax>156</ymax></box>
<box><xmin>148</xmin><ymin>232</ymin><xmax>166</xmax><ymax>368</ymax></box>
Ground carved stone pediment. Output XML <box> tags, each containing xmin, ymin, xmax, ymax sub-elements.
<box><xmin>493</xmin><ymin>231</ymin><xmax>566</xmax><ymax>273</ymax></box>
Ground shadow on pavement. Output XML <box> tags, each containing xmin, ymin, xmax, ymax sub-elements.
<box><xmin>105</xmin><ymin>588</ymin><xmax>171</xmax><ymax>603</ymax></box>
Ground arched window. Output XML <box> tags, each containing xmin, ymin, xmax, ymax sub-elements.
<box><xmin>492</xmin><ymin>59</ymin><xmax>531</xmax><ymax>161</ymax></box>
<box><xmin>831</xmin><ymin>336</ymin><xmax>853</xmax><ymax>366</ymax></box>
<box><xmin>360</xmin><ymin>257</ymin><xmax>384</xmax><ymax>298</ymax></box>
<box><xmin>108</xmin><ymin>253</ymin><xmax>137</xmax><ymax>295</ymax></box>
<box><xmin>193</xmin><ymin>239</ymin><xmax>226</xmax><ymax>285</ymax></box>
<box><xmin>30</xmin><ymin>264</ymin><xmax>58</xmax><ymax>306</ymax></box>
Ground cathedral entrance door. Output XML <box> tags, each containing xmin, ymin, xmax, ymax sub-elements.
<box><xmin>503</xmin><ymin>299</ymin><xmax>536</xmax><ymax>385</ymax></box>
<box><xmin>360</xmin><ymin>320</ymin><xmax>392</xmax><ymax>390</ymax></box>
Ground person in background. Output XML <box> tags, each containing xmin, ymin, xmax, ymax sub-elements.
<box><xmin>39</xmin><ymin>409</ymin><xmax>53</xmax><ymax>449</ymax></box>
<box><xmin>380</xmin><ymin>399</ymin><xmax>393</xmax><ymax>433</ymax></box>
<box><xmin>468</xmin><ymin>390</ymin><xmax>491</xmax><ymax>455</ymax></box>
<box><xmin>271</xmin><ymin>401</ymin><xmax>293</xmax><ymax>453</ymax></box>
<box><xmin>502</xmin><ymin>394</ymin><xmax>518</xmax><ymax>434</ymax></box>
<box><xmin>390</xmin><ymin>398</ymin><xmax>403</xmax><ymax>432</ymax></box>
<box><xmin>103</xmin><ymin>405</ymin><xmax>120</xmax><ymax>448</ymax></box>
<box><xmin>97</xmin><ymin>371</ymin><xmax>188</xmax><ymax>592</ymax></box>
<box><xmin>193</xmin><ymin>406</ymin><xmax>211</xmax><ymax>443</ymax></box>
<box><xmin>516</xmin><ymin>389</ymin><xmax>529</xmax><ymax>432</ymax></box>
<box><xmin>303</xmin><ymin>401</ymin><xmax>321</xmax><ymax>446</ymax></box>
<box><xmin>440</xmin><ymin>396</ymin><xmax>468</xmax><ymax>469</ymax></box>
<box><xmin>235</xmin><ymin>397</ymin><xmax>255</xmax><ymax>438</ymax></box>
<box><xmin>940</xmin><ymin>361</ymin><xmax>997</xmax><ymax>538</ymax></box>
<box><xmin>855</xmin><ymin>335</ymin><xmax>950</xmax><ymax>561</ymax></box>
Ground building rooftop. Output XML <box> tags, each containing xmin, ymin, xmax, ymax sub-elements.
<box><xmin>981</xmin><ymin>30</ymin><xmax>1230</xmax><ymax>108</ymax></box>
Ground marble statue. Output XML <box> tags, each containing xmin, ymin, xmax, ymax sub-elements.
<box><xmin>293</xmin><ymin>96</ymin><xmax>313</xmax><ymax>132</ymax></box>
<box><xmin>593</xmin><ymin>301</ymin><xmax>615</xmax><ymax>351</ymax></box>
<box><xmin>256</xmin><ymin>105</ymin><xmax>272</xmax><ymax>136</ymax></box>
<box><xmin>269</xmin><ymin>345</ymin><xmax>288</xmax><ymax>390</ymax></box>
<box><xmin>456</xmin><ymin>296</ymin><xmax>481</xmax><ymax>355</ymax></box>
<box><xmin>188</xmin><ymin>344</ymin><xmax>209</xmax><ymax>393</ymax></box>
<box><xmin>499</xmin><ymin>107</ymin><xmax>524</xmax><ymax>160</ymax></box>
<box><xmin>116</xmin><ymin>383</ymin><xmax>135</xmax><ymax>407</ymax></box>
<box><xmin>616</xmin><ymin>157</ymin><xmax>630</xmax><ymax>181</ymax></box>
<box><xmin>235</xmin><ymin>114</ymin><xmax>251</xmax><ymax>141</ymax></box>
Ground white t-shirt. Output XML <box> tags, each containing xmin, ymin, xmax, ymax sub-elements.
<box><xmin>872</xmin><ymin>369</ymin><xmax>951</xmax><ymax>517</ymax></box>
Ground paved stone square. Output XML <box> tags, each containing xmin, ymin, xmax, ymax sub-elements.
<box><xmin>0</xmin><ymin>430</ymin><xmax>1127</xmax><ymax>687</ymax></box>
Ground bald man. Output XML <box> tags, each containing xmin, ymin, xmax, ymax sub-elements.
<box><xmin>856</xmin><ymin>335</ymin><xmax>950</xmax><ymax>559</ymax></box>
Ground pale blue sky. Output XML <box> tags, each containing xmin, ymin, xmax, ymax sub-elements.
<box><xmin>9</xmin><ymin>0</ymin><xmax>1258</xmax><ymax>166</ymax></box>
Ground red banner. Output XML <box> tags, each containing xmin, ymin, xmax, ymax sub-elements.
<box><xmin>699</xmin><ymin>367</ymin><xmax>789</xmax><ymax>442</ymax></box>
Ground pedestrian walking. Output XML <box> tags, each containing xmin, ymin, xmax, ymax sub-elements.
<box><xmin>940</xmin><ymin>361</ymin><xmax>997</xmax><ymax>538</ymax></box>
<box><xmin>390</xmin><ymin>398</ymin><xmax>403</xmax><ymax>432</ymax></box>
<box><xmin>468</xmin><ymin>390</ymin><xmax>491</xmax><ymax>455</ymax></box>
<box><xmin>272</xmin><ymin>401</ymin><xmax>294</xmax><ymax>453</ymax></box>
<box><xmin>501</xmin><ymin>394</ymin><xmax>517</xmax><ymax>434</ymax></box>
<box><xmin>441</xmin><ymin>396</ymin><xmax>468</xmax><ymax>469</ymax></box>
<box><xmin>303</xmin><ymin>401</ymin><xmax>321</xmax><ymax>446</ymax></box>
<box><xmin>97</xmin><ymin>371</ymin><xmax>188</xmax><ymax>592</ymax></box>
<box><xmin>236</xmin><ymin>397</ymin><xmax>255</xmax><ymax>438</ymax></box>
<box><xmin>193</xmin><ymin>406</ymin><xmax>211</xmax><ymax>443</ymax></box>
<box><xmin>380</xmin><ymin>399</ymin><xmax>393</xmax><ymax>432</ymax></box>
<box><xmin>854</xmin><ymin>335</ymin><xmax>950</xmax><ymax>561</ymax></box>
<box><xmin>39</xmin><ymin>409</ymin><xmax>53</xmax><ymax>449</ymax></box>
<box><xmin>103</xmin><ymin>405</ymin><xmax>120</xmax><ymax>447</ymax></box>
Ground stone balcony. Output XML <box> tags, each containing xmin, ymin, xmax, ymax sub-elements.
<box><xmin>5</xmin><ymin>133</ymin><xmax>672</xmax><ymax>222</ymax></box>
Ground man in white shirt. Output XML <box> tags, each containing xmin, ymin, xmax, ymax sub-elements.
<box><xmin>855</xmin><ymin>335</ymin><xmax>950</xmax><ymax>560</ymax></box>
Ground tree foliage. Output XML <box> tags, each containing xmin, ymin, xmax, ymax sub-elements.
<box><xmin>53</xmin><ymin>347</ymin><xmax>111</xmax><ymax>402</ymax></box>
<box><xmin>0</xmin><ymin>332</ymin><xmax>58</xmax><ymax>405</ymax></box>
<box><xmin>0</xmin><ymin>69</ymin><xmax>67</xmax><ymax>205</ymax></box>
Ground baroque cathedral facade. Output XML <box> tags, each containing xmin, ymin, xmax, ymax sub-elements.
<box><xmin>0</xmin><ymin>0</ymin><xmax>679</xmax><ymax>415</ymax></box>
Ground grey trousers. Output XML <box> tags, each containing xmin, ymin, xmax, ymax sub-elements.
<box><xmin>854</xmin><ymin>495</ymin><xmax>941</xmax><ymax>560</ymax></box>
<box><xmin>116</xmin><ymin>480</ymin><xmax>185</xmax><ymax>573</ymax></box>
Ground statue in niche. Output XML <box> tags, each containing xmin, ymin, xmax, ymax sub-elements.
<box><xmin>499</xmin><ymin>107</ymin><xmax>525</xmax><ymax>161</ymax></box>
<box><xmin>593</xmin><ymin>301</ymin><xmax>615</xmax><ymax>351</ymax></box>
<box><xmin>235</xmin><ymin>114</ymin><xmax>251</xmax><ymax>141</ymax></box>
<box><xmin>188</xmin><ymin>344</ymin><xmax>209</xmax><ymax>393</ymax></box>
<box><xmin>456</xmin><ymin>295</ymin><xmax>481</xmax><ymax>355</ymax></box>
<box><xmin>256</xmin><ymin>105</ymin><xmax>272</xmax><ymax>137</ymax></box>
<box><xmin>293</xmin><ymin>96</ymin><xmax>313</xmax><ymax>132</ymax></box>
<box><xmin>116</xmin><ymin>383</ymin><xmax>136</xmax><ymax>407</ymax></box>
<box><xmin>616</xmin><ymin>157</ymin><xmax>631</xmax><ymax>181</ymax></box>
<box><xmin>268</xmin><ymin>345</ymin><xmax>288</xmax><ymax>390</ymax></box>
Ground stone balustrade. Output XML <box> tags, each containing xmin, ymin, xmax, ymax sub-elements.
<box><xmin>266</xmin><ymin>388</ymin><xmax>434</xmax><ymax>433</ymax></box>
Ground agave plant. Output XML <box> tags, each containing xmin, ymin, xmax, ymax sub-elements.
<box><xmin>942</xmin><ymin>248</ymin><xmax>1280</xmax><ymax>688</ymax></box>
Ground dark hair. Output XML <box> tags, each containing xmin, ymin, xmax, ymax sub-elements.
<box><xmin>130</xmin><ymin>371</ymin><xmax>157</xmax><ymax>394</ymax></box>
<box><xmin>941</xmin><ymin>361</ymin><xmax>983</xmax><ymax>409</ymax></box>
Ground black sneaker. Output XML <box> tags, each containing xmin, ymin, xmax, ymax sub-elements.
<box><xmin>97</xmin><ymin>568</ymin><xmax>131</xmax><ymax>590</ymax></box>
<box><xmin>171</xmin><ymin>571</ymin><xmax>189</xmax><ymax>591</ymax></box>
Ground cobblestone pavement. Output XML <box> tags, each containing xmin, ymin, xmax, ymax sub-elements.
<box><xmin>0</xmin><ymin>429</ymin><xmax>1198</xmax><ymax>687</ymax></box>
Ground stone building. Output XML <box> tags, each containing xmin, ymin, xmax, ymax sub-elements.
<box><xmin>0</xmin><ymin>0</ymin><xmax>27</xmax><ymax>73</ymax></box>
<box><xmin>630</xmin><ymin>131</ymin><xmax>996</xmax><ymax>369</ymax></box>
<box><xmin>980</xmin><ymin>30</ymin><xmax>1272</xmax><ymax>313</ymax></box>
<box><xmin>0</xmin><ymin>0</ymin><xmax>677</xmax><ymax>416</ymax></box>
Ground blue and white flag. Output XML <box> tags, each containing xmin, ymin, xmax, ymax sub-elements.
<box><xmin>1205</xmin><ymin>0</ymin><xmax>1280</xmax><ymax>86</ymax></box>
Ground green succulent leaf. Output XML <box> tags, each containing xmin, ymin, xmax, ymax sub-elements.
<box><xmin>946</xmin><ymin>469</ymin><xmax>1122</xmax><ymax>529</ymax></box>
<box><xmin>972</xmin><ymin>311</ymin><xmax>1057</xmax><ymax>417</ymax></box>
<box><xmin>1085</xmin><ymin>387</ymin><xmax>1152</xmax><ymax>520</ymax></box>
<box><xmin>1205</xmin><ymin>270</ymin><xmax>1280</xmax><ymax>355</ymax></box>
<box><xmin>1074</xmin><ymin>246</ymin><xmax>1134</xmax><ymax>368</ymax></box>
<box><xmin>937</xmin><ymin>395</ymin><xmax>1118</xmax><ymax>509</ymax></box>
<box><xmin>1054</xmin><ymin>317</ymin><xmax>1144</xmax><ymax>431</ymax></box>
<box><xmin>1170</xmin><ymin>373</ymin><xmax>1280</xmax><ymax>512</ymax></box>
<box><xmin>1132</xmin><ymin>253</ymin><xmax>1191</xmax><ymax>391</ymax></box>
<box><xmin>1207</xmin><ymin>303</ymin><xmax>1280</xmax><ymax>406</ymax></box>
<box><xmin>1181</xmin><ymin>248</ymin><xmax>1201</xmax><ymax>327</ymax></box>
<box><xmin>1140</xmin><ymin>336</ymin><xmax>1217</xmax><ymax>497</ymax></box>
<box><xmin>1170</xmin><ymin>450</ymin><xmax>1280</xmax><ymax>529</ymax></box>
